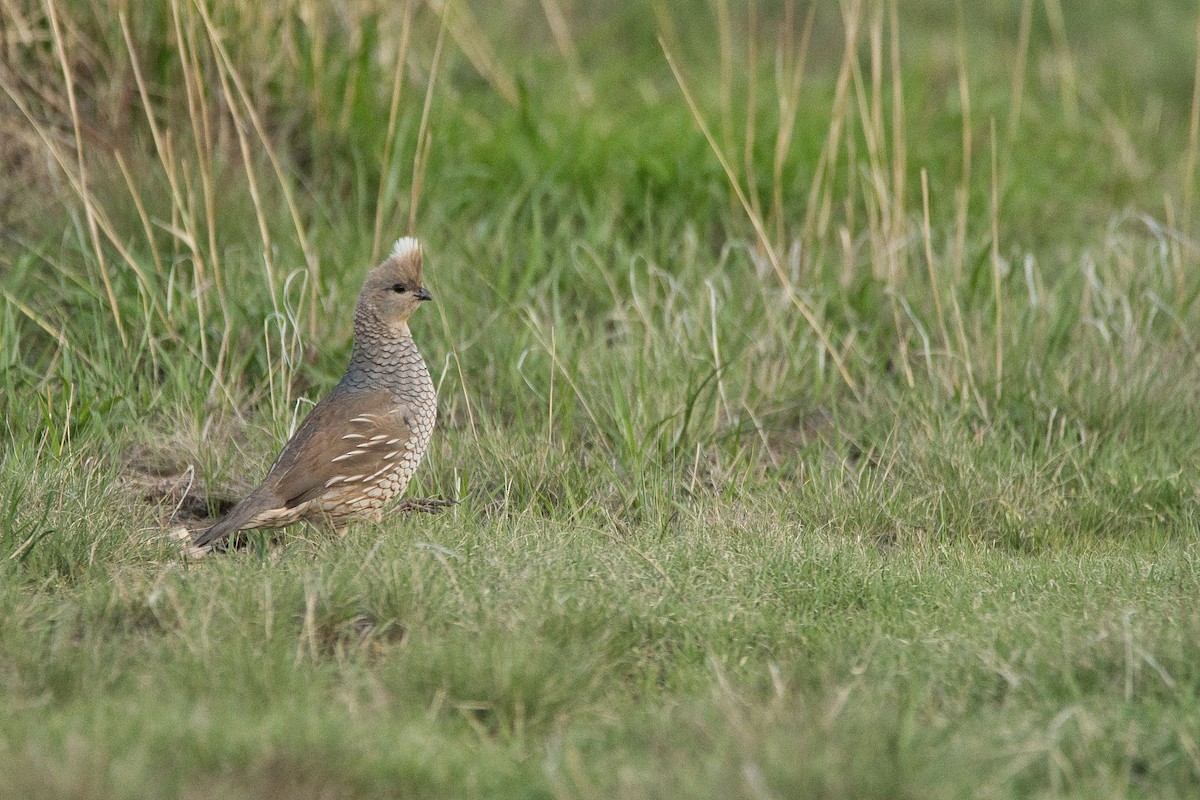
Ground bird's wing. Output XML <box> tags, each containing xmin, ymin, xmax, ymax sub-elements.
<box><xmin>261</xmin><ymin>388</ymin><xmax>419</xmax><ymax>509</ymax></box>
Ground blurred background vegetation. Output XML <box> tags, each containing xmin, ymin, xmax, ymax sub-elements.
<box><xmin>3</xmin><ymin>2</ymin><xmax>1200</xmax><ymax>797</ymax></box>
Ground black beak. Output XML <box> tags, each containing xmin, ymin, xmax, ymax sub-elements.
<box><xmin>414</xmin><ymin>287</ymin><xmax>433</xmax><ymax>301</ymax></box>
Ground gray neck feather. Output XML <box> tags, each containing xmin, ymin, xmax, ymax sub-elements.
<box><xmin>340</xmin><ymin>303</ymin><xmax>426</xmax><ymax>393</ymax></box>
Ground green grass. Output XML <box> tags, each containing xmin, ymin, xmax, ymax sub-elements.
<box><xmin>3</xmin><ymin>0</ymin><xmax>1200</xmax><ymax>797</ymax></box>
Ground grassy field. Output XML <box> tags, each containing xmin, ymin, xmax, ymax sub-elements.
<box><xmin>3</xmin><ymin>0</ymin><xmax>1200</xmax><ymax>797</ymax></box>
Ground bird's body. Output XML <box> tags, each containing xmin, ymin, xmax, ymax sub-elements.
<box><xmin>193</xmin><ymin>237</ymin><xmax>436</xmax><ymax>550</ymax></box>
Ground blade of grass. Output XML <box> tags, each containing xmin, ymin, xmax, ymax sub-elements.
<box><xmin>0</xmin><ymin>287</ymin><xmax>99</xmax><ymax>372</ymax></box>
<box><xmin>661</xmin><ymin>38</ymin><xmax>860</xmax><ymax>398</ymax></box>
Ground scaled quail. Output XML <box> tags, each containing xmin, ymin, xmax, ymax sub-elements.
<box><xmin>193</xmin><ymin>237</ymin><xmax>437</xmax><ymax>550</ymax></box>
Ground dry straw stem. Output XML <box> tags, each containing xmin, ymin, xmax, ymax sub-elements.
<box><xmin>117</xmin><ymin>10</ymin><xmax>246</xmax><ymax>402</ymax></box>
<box><xmin>537</xmin><ymin>0</ymin><xmax>591</xmax><ymax>105</ymax></box>
<box><xmin>801</xmin><ymin>0</ymin><xmax>861</xmax><ymax>244</ymax></box>
<box><xmin>1184</xmin><ymin>13</ymin><xmax>1200</xmax><ymax>229</ymax></box>
<box><xmin>171</xmin><ymin>0</ymin><xmax>228</xmax><ymax>350</ymax></box>
<box><xmin>1043</xmin><ymin>0</ymin><xmax>1079</xmax><ymax>126</ymax></box>
<box><xmin>0</xmin><ymin>34</ymin><xmax>161</xmax><ymax>339</ymax></box>
<box><xmin>371</xmin><ymin>0</ymin><xmax>416</xmax><ymax>262</ymax></box>
<box><xmin>846</xmin><ymin>0</ymin><xmax>910</xmax><ymax>386</ymax></box>
<box><xmin>989</xmin><ymin>118</ymin><xmax>1004</xmax><ymax>401</ymax></box>
<box><xmin>886</xmin><ymin>0</ymin><xmax>905</xmax><ymax>241</ymax></box>
<box><xmin>919</xmin><ymin>169</ymin><xmax>951</xmax><ymax>368</ymax></box>
<box><xmin>409</xmin><ymin>6</ymin><xmax>449</xmax><ymax>237</ymax></box>
<box><xmin>714</xmin><ymin>0</ymin><xmax>734</xmax><ymax>151</ymax></box>
<box><xmin>660</xmin><ymin>40</ymin><xmax>860</xmax><ymax>398</ymax></box>
<box><xmin>113</xmin><ymin>151</ymin><xmax>166</xmax><ymax>294</ymax></box>
<box><xmin>740</xmin><ymin>0</ymin><xmax>760</xmax><ymax>226</ymax></box>
<box><xmin>191</xmin><ymin>0</ymin><xmax>318</xmax><ymax>338</ymax></box>
<box><xmin>952</xmin><ymin>1</ymin><xmax>971</xmax><ymax>283</ymax></box>
<box><xmin>1006</xmin><ymin>0</ymin><xmax>1034</xmax><ymax>145</ymax></box>
<box><xmin>424</xmin><ymin>0</ymin><xmax>518</xmax><ymax>106</ymax></box>
<box><xmin>120</xmin><ymin>7</ymin><xmax>231</xmax><ymax>377</ymax></box>
<box><xmin>768</xmin><ymin>2</ymin><xmax>816</xmax><ymax>247</ymax></box>
<box><xmin>44</xmin><ymin>0</ymin><xmax>125</xmax><ymax>346</ymax></box>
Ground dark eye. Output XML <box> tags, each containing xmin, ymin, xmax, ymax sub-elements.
<box><xmin>391</xmin><ymin>283</ymin><xmax>406</xmax><ymax>294</ymax></box>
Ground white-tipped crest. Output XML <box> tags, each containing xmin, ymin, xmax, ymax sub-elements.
<box><xmin>391</xmin><ymin>236</ymin><xmax>421</xmax><ymax>260</ymax></box>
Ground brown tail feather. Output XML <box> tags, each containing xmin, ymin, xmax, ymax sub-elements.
<box><xmin>192</xmin><ymin>495</ymin><xmax>270</xmax><ymax>549</ymax></box>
